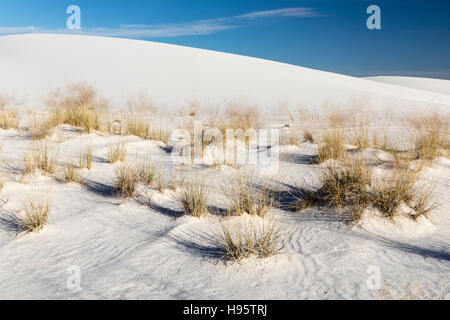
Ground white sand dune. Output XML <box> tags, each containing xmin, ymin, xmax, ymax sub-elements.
<box><xmin>366</xmin><ymin>76</ymin><xmax>450</xmax><ymax>96</ymax></box>
<box><xmin>1</xmin><ymin>34</ymin><xmax>449</xmax><ymax>112</ymax></box>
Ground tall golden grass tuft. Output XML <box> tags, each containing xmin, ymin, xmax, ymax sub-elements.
<box><xmin>320</xmin><ymin>157</ymin><xmax>372</xmax><ymax>208</ymax></box>
<box><xmin>179</xmin><ymin>181</ymin><xmax>209</xmax><ymax>218</ymax></box>
<box><xmin>218</xmin><ymin>218</ymin><xmax>284</xmax><ymax>262</ymax></box>
<box><xmin>78</xmin><ymin>143</ymin><xmax>93</xmax><ymax>170</ymax></box>
<box><xmin>20</xmin><ymin>194</ymin><xmax>51</xmax><ymax>233</ymax></box>
<box><xmin>114</xmin><ymin>163</ymin><xmax>138</xmax><ymax>198</ymax></box>
<box><xmin>135</xmin><ymin>158</ymin><xmax>156</xmax><ymax>186</ymax></box>
<box><xmin>317</xmin><ymin>129</ymin><xmax>345</xmax><ymax>162</ymax></box>
<box><xmin>207</xmin><ymin>101</ymin><xmax>260</xmax><ymax>134</ymax></box>
<box><xmin>0</xmin><ymin>108</ymin><xmax>19</xmax><ymax>130</ymax></box>
<box><xmin>28</xmin><ymin>112</ymin><xmax>53</xmax><ymax>140</ymax></box>
<box><xmin>63</xmin><ymin>161</ymin><xmax>84</xmax><ymax>184</ymax></box>
<box><xmin>24</xmin><ymin>141</ymin><xmax>59</xmax><ymax>176</ymax></box>
<box><xmin>225</xmin><ymin>173</ymin><xmax>276</xmax><ymax>218</ymax></box>
<box><xmin>46</xmin><ymin>83</ymin><xmax>107</xmax><ymax>133</ymax></box>
<box><xmin>107</xmin><ymin>139</ymin><xmax>127</xmax><ymax>163</ymax></box>
<box><xmin>296</xmin><ymin>156</ymin><xmax>372</xmax><ymax>221</ymax></box>
<box><xmin>371</xmin><ymin>167</ymin><xmax>437</xmax><ymax>219</ymax></box>
<box><xmin>410</xmin><ymin>113</ymin><xmax>448</xmax><ymax>160</ymax></box>
<box><xmin>124</xmin><ymin>114</ymin><xmax>150</xmax><ymax>138</ymax></box>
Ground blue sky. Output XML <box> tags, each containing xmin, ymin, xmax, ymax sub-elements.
<box><xmin>0</xmin><ymin>0</ymin><xmax>449</xmax><ymax>79</ymax></box>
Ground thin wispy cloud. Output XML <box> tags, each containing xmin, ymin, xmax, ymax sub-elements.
<box><xmin>237</xmin><ymin>7</ymin><xmax>323</xmax><ymax>19</ymax></box>
<box><xmin>0</xmin><ymin>7</ymin><xmax>323</xmax><ymax>38</ymax></box>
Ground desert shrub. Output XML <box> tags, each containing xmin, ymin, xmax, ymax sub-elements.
<box><xmin>63</xmin><ymin>161</ymin><xmax>84</xmax><ymax>184</ymax></box>
<box><xmin>20</xmin><ymin>195</ymin><xmax>51</xmax><ymax>233</ymax></box>
<box><xmin>280</xmin><ymin>129</ymin><xmax>302</xmax><ymax>146</ymax></box>
<box><xmin>148</xmin><ymin>125</ymin><xmax>169</xmax><ymax>144</ymax></box>
<box><xmin>372</xmin><ymin>130</ymin><xmax>395</xmax><ymax>152</ymax></box>
<box><xmin>370</xmin><ymin>167</ymin><xmax>437</xmax><ymax>219</ymax></box>
<box><xmin>31</xmin><ymin>116</ymin><xmax>53</xmax><ymax>140</ymax></box>
<box><xmin>295</xmin><ymin>157</ymin><xmax>372</xmax><ymax>220</ymax></box>
<box><xmin>317</xmin><ymin>129</ymin><xmax>345</xmax><ymax>162</ymax></box>
<box><xmin>155</xmin><ymin>174</ymin><xmax>166</xmax><ymax>193</ymax></box>
<box><xmin>296</xmin><ymin>154</ymin><xmax>438</xmax><ymax>221</ymax></box>
<box><xmin>218</xmin><ymin>218</ymin><xmax>284</xmax><ymax>262</ymax></box>
<box><xmin>407</xmin><ymin>185</ymin><xmax>439</xmax><ymax>219</ymax></box>
<box><xmin>46</xmin><ymin>83</ymin><xmax>107</xmax><ymax>133</ymax></box>
<box><xmin>114</xmin><ymin>163</ymin><xmax>138</xmax><ymax>198</ymax></box>
<box><xmin>168</xmin><ymin>175</ymin><xmax>185</xmax><ymax>191</ymax></box>
<box><xmin>352</xmin><ymin>126</ymin><xmax>370</xmax><ymax>148</ymax></box>
<box><xmin>24</xmin><ymin>141</ymin><xmax>59</xmax><ymax>175</ymax></box>
<box><xmin>319</xmin><ymin>157</ymin><xmax>372</xmax><ymax>207</ymax></box>
<box><xmin>124</xmin><ymin>114</ymin><xmax>150</xmax><ymax>138</ymax></box>
<box><xmin>207</xmin><ymin>101</ymin><xmax>260</xmax><ymax>134</ymax></box>
<box><xmin>303</xmin><ymin>130</ymin><xmax>314</xmax><ymax>143</ymax></box>
<box><xmin>179</xmin><ymin>181</ymin><xmax>209</xmax><ymax>217</ymax></box>
<box><xmin>135</xmin><ymin>159</ymin><xmax>156</xmax><ymax>186</ymax></box>
<box><xmin>78</xmin><ymin>144</ymin><xmax>93</xmax><ymax>170</ymax></box>
<box><xmin>226</xmin><ymin>173</ymin><xmax>276</xmax><ymax>218</ymax></box>
<box><xmin>410</xmin><ymin>114</ymin><xmax>448</xmax><ymax>160</ymax></box>
<box><xmin>0</xmin><ymin>108</ymin><xmax>19</xmax><ymax>129</ymax></box>
<box><xmin>225</xmin><ymin>102</ymin><xmax>260</xmax><ymax>131</ymax></box>
<box><xmin>107</xmin><ymin>139</ymin><xmax>127</xmax><ymax>163</ymax></box>
<box><xmin>350</xmin><ymin>115</ymin><xmax>371</xmax><ymax>149</ymax></box>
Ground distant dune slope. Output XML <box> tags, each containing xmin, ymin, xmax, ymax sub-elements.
<box><xmin>365</xmin><ymin>76</ymin><xmax>450</xmax><ymax>96</ymax></box>
<box><xmin>1</xmin><ymin>34</ymin><xmax>449</xmax><ymax>112</ymax></box>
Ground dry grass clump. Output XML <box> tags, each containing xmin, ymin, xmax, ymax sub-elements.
<box><xmin>20</xmin><ymin>195</ymin><xmax>51</xmax><ymax>233</ymax></box>
<box><xmin>30</xmin><ymin>115</ymin><xmax>54</xmax><ymax>140</ymax></box>
<box><xmin>114</xmin><ymin>163</ymin><xmax>139</xmax><ymax>198</ymax></box>
<box><xmin>79</xmin><ymin>144</ymin><xmax>93</xmax><ymax>170</ymax></box>
<box><xmin>0</xmin><ymin>108</ymin><xmax>19</xmax><ymax>130</ymax></box>
<box><xmin>135</xmin><ymin>159</ymin><xmax>156</xmax><ymax>186</ymax></box>
<box><xmin>155</xmin><ymin>174</ymin><xmax>166</xmax><ymax>193</ymax></box>
<box><xmin>409</xmin><ymin>112</ymin><xmax>449</xmax><ymax>160</ymax></box>
<box><xmin>280</xmin><ymin>128</ymin><xmax>302</xmax><ymax>146</ymax></box>
<box><xmin>24</xmin><ymin>141</ymin><xmax>59</xmax><ymax>176</ymax></box>
<box><xmin>114</xmin><ymin>158</ymin><xmax>158</xmax><ymax>198</ymax></box>
<box><xmin>303</xmin><ymin>130</ymin><xmax>315</xmax><ymax>143</ymax></box>
<box><xmin>297</xmin><ymin>157</ymin><xmax>372</xmax><ymax>219</ymax></box>
<box><xmin>317</xmin><ymin>129</ymin><xmax>345</xmax><ymax>162</ymax></box>
<box><xmin>218</xmin><ymin>218</ymin><xmax>284</xmax><ymax>262</ymax></box>
<box><xmin>226</xmin><ymin>173</ymin><xmax>276</xmax><ymax>218</ymax></box>
<box><xmin>63</xmin><ymin>161</ymin><xmax>84</xmax><ymax>184</ymax></box>
<box><xmin>319</xmin><ymin>157</ymin><xmax>372</xmax><ymax>208</ymax></box>
<box><xmin>107</xmin><ymin>139</ymin><xmax>127</xmax><ymax>163</ymax></box>
<box><xmin>297</xmin><ymin>157</ymin><xmax>438</xmax><ymax>221</ymax></box>
<box><xmin>179</xmin><ymin>181</ymin><xmax>209</xmax><ymax>218</ymax></box>
<box><xmin>372</xmin><ymin>128</ymin><xmax>395</xmax><ymax>152</ymax></box>
<box><xmin>351</xmin><ymin>125</ymin><xmax>370</xmax><ymax>149</ymax></box>
<box><xmin>124</xmin><ymin>114</ymin><xmax>150</xmax><ymax>138</ymax></box>
<box><xmin>169</xmin><ymin>175</ymin><xmax>186</xmax><ymax>191</ymax></box>
<box><xmin>371</xmin><ymin>167</ymin><xmax>437</xmax><ymax>219</ymax></box>
<box><xmin>409</xmin><ymin>114</ymin><xmax>448</xmax><ymax>160</ymax></box>
<box><xmin>207</xmin><ymin>101</ymin><xmax>260</xmax><ymax>134</ymax></box>
<box><xmin>118</xmin><ymin>109</ymin><xmax>168</xmax><ymax>144</ymax></box>
<box><xmin>225</xmin><ymin>102</ymin><xmax>260</xmax><ymax>131</ymax></box>
<box><xmin>46</xmin><ymin>83</ymin><xmax>107</xmax><ymax>133</ymax></box>
<box><xmin>148</xmin><ymin>125</ymin><xmax>170</xmax><ymax>144</ymax></box>
<box><xmin>349</xmin><ymin>114</ymin><xmax>371</xmax><ymax>149</ymax></box>
<box><xmin>126</xmin><ymin>94</ymin><xmax>158</xmax><ymax>114</ymax></box>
